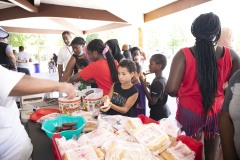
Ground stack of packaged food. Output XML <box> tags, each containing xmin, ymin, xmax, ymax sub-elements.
<box><xmin>54</xmin><ymin>114</ymin><xmax>199</xmax><ymax>160</ymax></box>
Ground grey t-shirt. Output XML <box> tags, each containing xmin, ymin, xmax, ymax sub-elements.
<box><xmin>222</xmin><ymin>70</ymin><xmax>240</xmax><ymax>159</ymax></box>
<box><xmin>16</xmin><ymin>51</ymin><xmax>30</xmax><ymax>68</ymax></box>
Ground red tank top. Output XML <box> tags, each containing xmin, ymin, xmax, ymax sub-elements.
<box><xmin>178</xmin><ymin>47</ymin><xmax>232</xmax><ymax>116</ymax></box>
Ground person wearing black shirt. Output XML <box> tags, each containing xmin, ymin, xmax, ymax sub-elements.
<box><xmin>100</xmin><ymin>60</ymin><xmax>138</xmax><ymax>117</ymax></box>
<box><xmin>140</xmin><ymin>54</ymin><xmax>170</xmax><ymax>121</ymax></box>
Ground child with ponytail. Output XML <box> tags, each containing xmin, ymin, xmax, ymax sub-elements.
<box><xmin>68</xmin><ymin>39</ymin><xmax>118</xmax><ymax>95</ymax></box>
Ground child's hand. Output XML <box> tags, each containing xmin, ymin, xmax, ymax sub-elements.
<box><xmin>100</xmin><ymin>95</ymin><xmax>109</xmax><ymax>103</ymax></box>
<box><xmin>100</xmin><ymin>102</ymin><xmax>111</xmax><ymax>112</ymax></box>
<box><xmin>140</xmin><ymin>74</ymin><xmax>147</xmax><ymax>86</ymax></box>
<box><xmin>139</xmin><ymin>73</ymin><xmax>146</xmax><ymax>82</ymax></box>
<box><xmin>100</xmin><ymin>95</ymin><xmax>111</xmax><ymax>112</ymax></box>
<box><xmin>146</xmin><ymin>82</ymin><xmax>151</xmax><ymax>89</ymax></box>
<box><xmin>134</xmin><ymin>57</ymin><xmax>139</xmax><ymax>61</ymax></box>
<box><xmin>143</xmin><ymin>69</ymin><xmax>150</xmax><ymax>75</ymax></box>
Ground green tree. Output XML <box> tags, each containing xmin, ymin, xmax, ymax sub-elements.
<box><xmin>9</xmin><ymin>33</ymin><xmax>48</xmax><ymax>62</ymax></box>
<box><xmin>167</xmin><ymin>24</ymin><xmax>190</xmax><ymax>54</ymax></box>
<box><xmin>8</xmin><ymin>33</ymin><xmax>47</xmax><ymax>48</ymax></box>
<box><xmin>26</xmin><ymin>34</ymin><xmax>47</xmax><ymax>46</ymax></box>
<box><xmin>99</xmin><ymin>30</ymin><xmax>117</xmax><ymax>42</ymax></box>
<box><xmin>8</xmin><ymin>33</ymin><xmax>29</xmax><ymax>47</ymax></box>
<box><xmin>85</xmin><ymin>33</ymin><xmax>99</xmax><ymax>44</ymax></box>
<box><xmin>27</xmin><ymin>34</ymin><xmax>47</xmax><ymax>62</ymax></box>
<box><xmin>147</xmin><ymin>28</ymin><xmax>164</xmax><ymax>51</ymax></box>
<box><xmin>57</xmin><ymin>36</ymin><xmax>64</xmax><ymax>46</ymax></box>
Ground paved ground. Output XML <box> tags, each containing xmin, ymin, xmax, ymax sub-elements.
<box><xmin>30</xmin><ymin>60</ymin><xmax>177</xmax><ymax>118</ymax></box>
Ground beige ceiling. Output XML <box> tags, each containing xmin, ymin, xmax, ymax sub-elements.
<box><xmin>0</xmin><ymin>0</ymin><xmax>211</xmax><ymax>35</ymax></box>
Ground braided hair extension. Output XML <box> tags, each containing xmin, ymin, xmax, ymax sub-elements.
<box><xmin>87</xmin><ymin>39</ymin><xmax>118</xmax><ymax>82</ymax></box>
<box><xmin>191</xmin><ymin>12</ymin><xmax>221</xmax><ymax>116</ymax></box>
<box><xmin>106</xmin><ymin>39</ymin><xmax>124</xmax><ymax>63</ymax></box>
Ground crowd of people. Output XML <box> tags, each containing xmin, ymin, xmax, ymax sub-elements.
<box><xmin>1</xmin><ymin>11</ymin><xmax>240</xmax><ymax>160</ymax></box>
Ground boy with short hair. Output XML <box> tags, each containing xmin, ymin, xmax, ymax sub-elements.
<box><xmin>140</xmin><ymin>54</ymin><xmax>170</xmax><ymax>121</ymax></box>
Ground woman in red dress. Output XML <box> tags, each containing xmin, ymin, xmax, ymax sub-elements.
<box><xmin>166</xmin><ymin>12</ymin><xmax>240</xmax><ymax>160</ymax></box>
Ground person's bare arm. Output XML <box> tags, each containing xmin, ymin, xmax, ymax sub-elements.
<box><xmin>107</xmin><ymin>84</ymin><xmax>114</xmax><ymax>98</ymax></box>
<box><xmin>166</xmin><ymin>50</ymin><xmax>185</xmax><ymax>97</ymax></box>
<box><xmin>141</xmin><ymin>51</ymin><xmax>147</xmax><ymax>61</ymax></box>
<box><xmin>58</xmin><ymin>64</ymin><xmax>63</xmax><ymax>82</ymax></box>
<box><xmin>229</xmin><ymin>48</ymin><xmax>240</xmax><ymax>78</ymax></box>
<box><xmin>110</xmin><ymin>92</ymin><xmax>138</xmax><ymax>114</ymax></box>
<box><xmin>67</xmin><ymin>72</ymin><xmax>85</xmax><ymax>84</ymax></box>
<box><xmin>61</xmin><ymin>56</ymin><xmax>75</xmax><ymax>82</ymax></box>
<box><xmin>219</xmin><ymin>110</ymin><xmax>238</xmax><ymax>160</ymax></box>
<box><xmin>140</xmin><ymin>75</ymin><xmax>158</xmax><ymax>105</ymax></box>
<box><xmin>9</xmin><ymin>75</ymin><xmax>76</xmax><ymax>99</ymax></box>
<box><xmin>100</xmin><ymin>84</ymin><xmax>114</xmax><ymax>103</ymax></box>
<box><xmin>16</xmin><ymin>59</ymin><xmax>26</xmax><ymax>63</ymax></box>
<box><xmin>6</xmin><ymin>50</ymin><xmax>17</xmax><ymax>70</ymax></box>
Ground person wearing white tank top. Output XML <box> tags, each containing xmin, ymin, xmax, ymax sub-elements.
<box><xmin>0</xmin><ymin>66</ymin><xmax>76</xmax><ymax>160</ymax></box>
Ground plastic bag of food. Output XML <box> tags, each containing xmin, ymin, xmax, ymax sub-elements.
<box><xmin>103</xmin><ymin>140</ymin><xmax>157</xmax><ymax>160</ymax></box>
<box><xmin>97</xmin><ymin>114</ymin><xmax>130</xmax><ymax>132</ymax></box>
<box><xmin>160</xmin><ymin>118</ymin><xmax>183</xmax><ymax>138</ymax></box>
<box><xmin>63</xmin><ymin>145</ymin><xmax>100</xmax><ymax>160</ymax></box>
<box><xmin>133</xmin><ymin>123</ymin><xmax>171</xmax><ymax>155</ymax></box>
<box><xmin>37</xmin><ymin>113</ymin><xmax>60</xmax><ymax>124</ymax></box>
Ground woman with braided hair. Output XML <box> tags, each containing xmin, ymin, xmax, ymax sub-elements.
<box><xmin>166</xmin><ymin>12</ymin><xmax>240</xmax><ymax>160</ymax></box>
<box><xmin>68</xmin><ymin>39</ymin><xmax>118</xmax><ymax>95</ymax></box>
